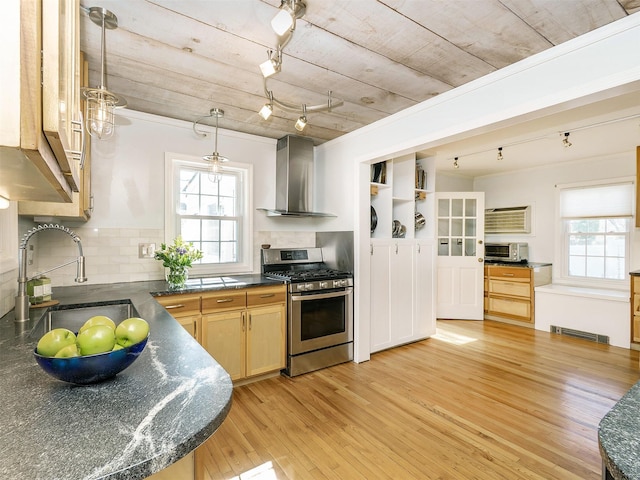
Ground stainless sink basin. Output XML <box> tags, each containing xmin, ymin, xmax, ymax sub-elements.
<box><xmin>30</xmin><ymin>300</ymin><xmax>138</xmax><ymax>339</ymax></box>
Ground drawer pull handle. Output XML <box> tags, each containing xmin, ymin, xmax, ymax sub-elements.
<box><xmin>164</xmin><ymin>304</ymin><xmax>184</xmax><ymax>309</ymax></box>
<box><xmin>502</xmin><ymin>273</ymin><xmax>515</xmax><ymax>277</ymax></box>
<box><xmin>216</xmin><ymin>298</ymin><xmax>234</xmax><ymax>303</ymax></box>
<box><xmin>260</xmin><ymin>293</ymin><xmax>275</xmax><ymax>298</ymax></box>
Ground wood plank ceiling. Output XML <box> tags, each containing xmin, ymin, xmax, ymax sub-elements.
<box><xmin>79</xmin><ymin>0</ymin><xmax>639</xmax><ymax>147</ymax></box>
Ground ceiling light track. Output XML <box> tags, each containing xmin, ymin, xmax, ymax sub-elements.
<box><xmin>258</xmin><ymin>0</ymin><xmax>343</xmax><ymax>131</ymax></box>
<box><xmin>447</xmin><ymin>112</ymin><xmax>640</xmax><ymax>167</ymax></box>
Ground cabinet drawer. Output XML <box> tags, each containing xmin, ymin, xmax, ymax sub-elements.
<box><xmin>488</xmin><ymin>266</ymin><xmax>531</xmax><ymax>281</ymax></box>
<box><xmin>489</xmin><ymin>279</ymin><xmax>531</xmax><ymax>298</ymax></box>
<box><xmin>202</xmin><ymin>290</ymin><xmax>247</xmax><ymax>314</ymax></box>
<box><xmin>247</xmin><ymin>285</ymin><xmax>286</xmax><ymax>307</ymax></box>
<box><xmin>156</xmin><ymin>294</ymin><xmax>201</xmax><ymax>317</ymax></box>
<box><xmin>488</xmin><ymin>296</ymin><xmax>531</xmax><ymax>321</ymax></box>
<box><xmin>634</xmin><ymin>316</ymin><xmax>640</xmax><ymax>343</ymax></box>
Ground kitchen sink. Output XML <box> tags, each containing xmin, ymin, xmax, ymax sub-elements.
<box><xmin>30</xmin><ymin>300</ymin><xmax>138</xmax><ymax>339</ymax></box>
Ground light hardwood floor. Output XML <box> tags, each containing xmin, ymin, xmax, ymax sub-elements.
<box><xmin>197</xmin><ymin>320</ymin><xmax>639</xmax><ymax>479</ymax></box>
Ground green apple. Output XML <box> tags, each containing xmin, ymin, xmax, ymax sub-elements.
<box><xmin>112</xmin><ymin>343</ymin><xmax>124</xmax><ymax>351</ymax></box>
<box><xmin>115</xmin><ymin>317</ymin><xmax>149</xmax><ymax>347</ymax></box>
<box><xmin>54</xmin><ymin>343</ymin><xmax>80</xmax><ymax>358</ymax></box>
<box><xmin>76</xmin><ymin>325</ymin><xmax>116</xmax><ymax>355</ymax></box>
<box><xmin>36</xmin><ymin>328</ymin><xmax>76</xmax><ymax>357</ymax></box>
<box><xmin>79</xmin><ymin>315</ymin><xmax>116</xmax><ymax>333</ymax></box>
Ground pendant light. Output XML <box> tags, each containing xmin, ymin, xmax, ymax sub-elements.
<box><xmin>202</xmin><ymin>108</ymin><xmax>230</xmax><ymax>182</ymax></box>
<box><xmin>82</xmin><ymin>7</ymin><xmax>127</xmax><ymax>140</ymax></box>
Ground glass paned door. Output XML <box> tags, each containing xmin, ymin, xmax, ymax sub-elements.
<box><xmin>435</xmin><ymin>192</ymin><xmax>485</xmax><ymax>320</ymax></box>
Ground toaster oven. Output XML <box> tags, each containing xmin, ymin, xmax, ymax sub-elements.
<box><xmin>485</xmin><ymin>242</ymin><xmax>528</xmax><ymax>262</ymax></box>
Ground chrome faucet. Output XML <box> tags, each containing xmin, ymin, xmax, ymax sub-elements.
<box><xmin>15</xmin><ymin>224</ymin><xmax>87</xmax><ymax>323</ymax></box>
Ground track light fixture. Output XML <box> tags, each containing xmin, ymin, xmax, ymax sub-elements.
<box><xmin>259</xmin><ymin>49</ymin><xmax>282</xmax><ymax>78</ymax></box>
<box><xmin>270</xmin><ymin>0</ymin><xmax>306</xmax><ymax>36</ymax></box>
<box><xmin>497</xmin><ymin>147</ymin><xmax>503</xmax><ymax>161</ymax></box>
<box><xmin>295</xmin><ymin>105</ymin><xmax>308</xmax><ymax>131</ymax></box>
<box><xmin>258</xmin><ymin>0</ymin><xmax>343</xmax><ymax>132</ymax></box>
<box><xmin>82</xmin><ymin>7</ymin><xmax>127</xmax><ymax>140</ymax></box>
<box><xmin>563</xmin><ymin>132</ymin><xmax>572</xmax><ymax>148</ymax></box>
<box><xmin>193</xmin><ymin>108</ymin><xmax>230</xmax><ymax>182</ymax></box>
<box><xmin>453</xmin><ymin>157</ymin><xmax>459</xmax><ymax>169</ymax></box>
<box><xmin>259</xmin><ymin>92</ymin><xmax>274</xmax><ymax>120</ymax></box>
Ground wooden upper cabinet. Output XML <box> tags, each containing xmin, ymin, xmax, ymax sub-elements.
<box><xmin>0</xmin><ymin>0</ymin><xmax>82</xmax><ymax>203</ymax></box>
<box><xmin>636</xmin><ymin>146</ymin><xmax>640</xmax><ymax>228</ymax></box>
<box><xmin>42</xmin><ymin>0</ymin><xmax>82</xmax><ymax>192</ymax></box>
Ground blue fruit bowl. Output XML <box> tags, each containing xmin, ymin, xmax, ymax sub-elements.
<box><xmin>33</xmin><ymin>335</ymin><xmax>149</xmax><ymax>385</ymax></box>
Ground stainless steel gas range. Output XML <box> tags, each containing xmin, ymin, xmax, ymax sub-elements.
<box><xmin>261</xmin><ymin>247</ymin><xmax>354</xmax><ymax>377</ymax></box>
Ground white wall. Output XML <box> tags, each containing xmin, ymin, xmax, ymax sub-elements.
<box><xmin>473</xmin><ymin>151</ymin><xmax>636</xmax><ymax>266</ymax></box>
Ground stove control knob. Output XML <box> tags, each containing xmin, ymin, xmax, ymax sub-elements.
<box><xmin>319</xmin><ymin>281</ymin><xmax>329</xmax><ymax>289</ymax></box>
<box><xmin>296</xmin><ymin>284</ymin><xmax>306</xmax><ymax>292</ymax></box>
<box><xmin>333</xmin><ymin>279</ymin><xmax>346</xmax><ymax>288</ymax></box>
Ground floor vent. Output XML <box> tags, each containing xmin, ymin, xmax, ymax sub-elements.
<box><xmin>550</xmin><ymin>325</ymin><xmax>609</xmax><ymax>344</ymax></box>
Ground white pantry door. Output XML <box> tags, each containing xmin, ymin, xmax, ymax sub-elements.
<box><xmin>435</xmin><ymin>192</ymin><xmax>485</xmax><ymax>320</ymax></box>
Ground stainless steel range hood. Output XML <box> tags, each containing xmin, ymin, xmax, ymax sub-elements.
<box><xmin>258</xmin><ymin>135</ymin><xmax>334</xmax><ymax>217</ymax></box>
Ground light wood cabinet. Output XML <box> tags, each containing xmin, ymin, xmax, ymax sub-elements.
<box><xmin>631</xmin><ymin>275</ymin><xmax>640</xmax><ymax>344</ymax></box>
<box><xmin>19</xmin><ymin>52</ymin><xmax>92</xmax><ymax>220</ymax></box>
<box><xmin>0</xmin><ymin>0</ymin><xmax>84</xmax><ymax>203</ymax></box>
<box><xmin>201</xmin><ymin>285</ymin><xmax>286</xmax><ymax>381</ymax></box>
<box><xmin>158</xmin><ymin>285</ymin><xmax>286</xmax><ymax>382</ymax></box>
<box><xmin>484</xmin><ymin>264</ymin><xmax>551</xmax><ymax>324</ymax></box>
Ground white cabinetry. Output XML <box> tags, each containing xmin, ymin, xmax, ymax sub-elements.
<box><xmin>369</xmin><ymin>153</ymin><xmax>436</xmax><ymax>354</ymax></box>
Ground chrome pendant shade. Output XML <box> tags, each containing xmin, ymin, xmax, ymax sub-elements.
<box><xmin>193</xmin><ymin>108</ymin><xmax>230</xmax><ymax>182</ymax></box>
<box><xmin>82</xmin><ymin>7</ymin><xmax>127</xmax><ymax>140</ymax></box>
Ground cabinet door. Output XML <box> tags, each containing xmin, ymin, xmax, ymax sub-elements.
<box><xmin>415</xmin><ymin>240</ymin><xmax>436</xmax><ymax>338</ymax></box>
<box><xmin>370</xmin><ymin>241</ymin><xmax>391</xmax><ymax>352</ymax></box>
<box><xmin>201</xmin><ymin>311</ymin><xmax>245</xmax><ymax>381</ymax></box>
<box><xmin>246</xmin><ymin>304</ymin><xmax>286</xmax><ymax>377</ymax></box>
<box><xmin>42</xmin><ymin>0</ymin><xmax>81</xmax><ymax>191</ymax></box>
<box><xmin>390</xmin><ymin>241</ymin><xmax>415</xmax><ymax>343</ymax></box>
<box><xmin>177</xmin><ymin>314</ymin><xmax>200</xmax><ymax>342</ymax></box>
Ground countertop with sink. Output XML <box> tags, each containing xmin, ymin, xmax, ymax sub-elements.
<box><xmin>0</xmin><ymin>275</ymin><xmax>282</xmax><ymax>480</ymax></box>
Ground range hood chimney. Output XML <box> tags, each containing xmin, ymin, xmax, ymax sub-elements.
<box><xmin>258</xmin><ymin>135</ymin><xmax>334</xmax><ymax>217</ymax></box>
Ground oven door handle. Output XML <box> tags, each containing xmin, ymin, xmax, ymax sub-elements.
<box><xmin>290</xmin><ymin>287</ymin><xmax>353</xmax><ymax>301</ymax></box>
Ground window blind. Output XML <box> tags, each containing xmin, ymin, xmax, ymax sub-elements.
<box><xmin>559</xmin><ymin>182</ymin><xmax>634</xmax><ymax>218</ymax></box>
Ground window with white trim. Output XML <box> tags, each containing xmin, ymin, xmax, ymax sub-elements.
<box><xmin>166</xmin><ymin>153</ymin><xmax>253</xmax><ymax>275</ymax></box>
<box><xmin>558</xmin><ymin>180</ymin><xmax>633</xmax><ymax>287</ymax></box>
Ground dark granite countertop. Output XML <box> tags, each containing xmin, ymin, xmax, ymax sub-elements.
<box><xmin>630</xmin><ymin>270</ymin><xmax>640</xmax><ymax>276</ymax></box>
<box><xmin>0</xmin><ymin>274</ymin><xmax>282</xmax><ymax>479</ymax></box>
<box><xmin>599</xmin><ymin>381</ymin><xmax>640</xmax><ymax>480</ymax></box>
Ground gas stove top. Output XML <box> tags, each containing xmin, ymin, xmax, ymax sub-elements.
<box><xmin>261</xmin><ymin>247</ymin><xmax>353</xmax><ymax>291</ymax></box>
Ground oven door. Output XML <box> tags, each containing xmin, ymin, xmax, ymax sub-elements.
<box><xmin>289</xmin><ymin>287</ymin><xmax>353</xmax><ymax>355</ymax></box>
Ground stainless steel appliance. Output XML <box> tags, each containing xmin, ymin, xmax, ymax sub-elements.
<box><xmin>485</xmin><ymin>242</ymin><xmax>529</xmax><ymax>263</ymax></box>
<box><xmin>261</xmin><ymin>247</ymin><xmax>353</xmax><ymax>376</ymax></box>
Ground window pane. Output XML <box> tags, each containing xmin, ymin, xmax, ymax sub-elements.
<box><xmin>220</xmin><ymin>220</ymin><xmax>237</xmax><ymax>241</ymax></box>
<box><xmin>219</xmin><ymin>196</ymin><xmax>235</xmax><ymax>216</ymax></box>
<box><xmin>438</xmin><ymin>219</ymin><xmax>449</xmax><ymax>236</ymax></box>
<box><xmin>202</xmin><ymin>241</ymin><xmax>220</xmax><ymax>263</ymax></box>
<box><xmin>569</xmin><ymin>235</ymin><xmax>586</xmax><ymax>255</ymax></box>
<box><xmin>181</xmin><ymin>219</ymin><xmax>201</xmax><ymax>241</ymax></box>
<box><xmin>438</xmin><ymin>199</ymin><xmax>449</xmax><ymax>217</ymax></box>
<box><xmin>465</xmin><ymin>199</ymin><xmax>476</xmax><ymax>217</ymax></box>
<box><xmin>451</xmin><ymin>238</ymin><xmax>462</xmax><ymax>256</ymax></box>
<box><xmin>221</xmin><ymin>242</ymin><xmax>237</xmax><ymax>263</ymax></box>
<box><xmin>607</xmin><ymin>218</ymin><xmax>628</xmax><ymax>233</ymax></box>
<box><xmin>568</xmin><ymin>256</ymin><xmax>586</xmax><ymax>276</ymax></box>
<box><xmin>465</xmin><ymin>219</ymin><xmax>476</xmax><ymax>236</ymax></box>
<box><xmin>586</xmin><ymin>257</ymin><xmax>605</xmax><ymax>278</ymax></box>
<box><xmin>605</xmin><ymin>257</ymin><xmax>625</xmax><ymax>280</ymax></box>
<box><xmin>438</xmin><ymin>239</ymin><xmax>449</xmax><ymax>256</ymax></box>
<box><xmin>605</xmin><ymin>235</ymin><xmax>626</xmax><ymax>256</ymax></box>
<box><xmin>587</xmin><ymin>219</ymin><xmax>605</xmax><ymax>233</ymax></box>
<box><xmin>465</xmin><ymin>238</ymin><xmax>476</xmax><ymax>256</ymax></box>
<box><xmin>451</xmin><ymin>199</ymin><xmax>463</xmax><ymax>217</ymax></box>
<box><xmin>451</xmin><ymin>218</ymin><xmax>463</xmax><ymax>236</ymax></box>
<box><xmin>586</xmin><ymin>235</ymin><xmax>604</xmax><ymax>256</ymax></box>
